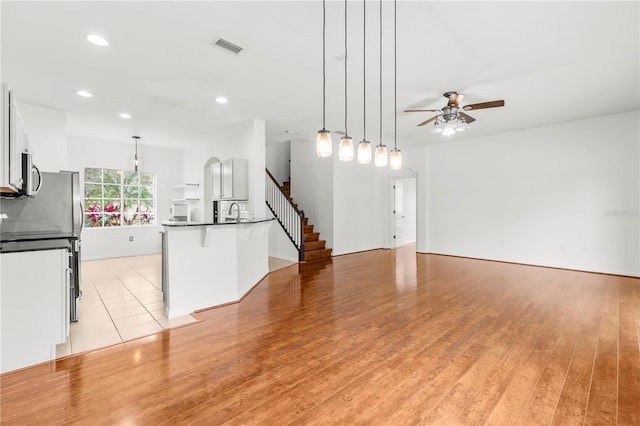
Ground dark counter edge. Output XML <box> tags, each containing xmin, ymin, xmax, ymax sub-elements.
<box><xmin>1</xmin><ymin>239</ymin><xmax>72</xmax><ymax>254</ymax></box>
<box><xmin>161</xmin><ymin>218</ymin><xmax>274</xmax><ymax>227</ymax></box>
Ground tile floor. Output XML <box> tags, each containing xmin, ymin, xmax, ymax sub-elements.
<box><xmin>56</xmin><ymin>254</ymin><xmax>197</xmax><ymax>357</ymax></box>
<box><xmin>56</xmin><ymin>254</ymin><xmax>298</xmax><ymax>357</ymax></box>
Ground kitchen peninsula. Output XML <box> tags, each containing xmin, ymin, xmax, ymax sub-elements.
<box><xmin>161</xmin><ymin>219</ymin><xmax>273</xmax><ymax>318</ymax></box>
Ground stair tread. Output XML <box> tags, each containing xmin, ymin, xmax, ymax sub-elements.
<box><xmin>304</xmin><ymin>240</ymin><xmax>326</xmax><ymax>251</ymax></box>
<box><xmin>304</xmin><ymin>248</ymin><xmax>332</xmax><ymax>262</ymax></box>
<box><xmin>304</xmin><ymin>232</ymin><xmax>320</xmax><ymax>242</ymax></box>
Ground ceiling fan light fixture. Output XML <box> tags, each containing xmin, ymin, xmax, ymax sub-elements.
<box><xmin>357</xmin><ymin>140</ymin><xmax>372</xmax><ymax>164</ymax></box>
<box><xmin>339</xmin><ymin>135</ymin><xmax>354</xmax><ymax>161</ymax></box>
<box><xmin>456</xmin><ymin>121</ymin><xmax>470</xmax><ymax>132</ymax></box>
<box><xmin>442</xmin><ymin>126</ymin><xmax>456</xmax><ymax>137</ymax></box>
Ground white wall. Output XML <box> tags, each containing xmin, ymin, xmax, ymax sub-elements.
<box><xmin>68</xmin><ymin>136</ymin><xmax>183</xmax><ymax>260</ymax></box>
<box><xmin>425</xmin><ymin>110</ymin><xmax>639</xmax><ymax>276</ymax></box>
<box><xmin>290</xmin><ymin>137</ymin><xmax>334</xmax><ymax>249</ymax></box>
<box><xmin>266</xmin><ymin>140</ymin><xmax>290</xmax><ymax>185</ymax></box>
<box><xmin>182</xmin><ymin>119</ymin><xmax>266</xmax><ymax>223</ymax></box>
<box><xmin>332</xmin><ymin>154</ymin><xmax>389</xmax><ymax>255</ymax></box>
<box><xmin>290</xmin><ymin>138</ymin><xmax>418</xmax><ymax>256</ymax></box>
<box><xmin>20</xmin><ymin>103</ymin><xmax>68</xmax><ymax>172</ymax></box>
<box><xmin>266</xmin><ymin>208</ymin><xmax>300</xmax><ymax>261</ymax></box>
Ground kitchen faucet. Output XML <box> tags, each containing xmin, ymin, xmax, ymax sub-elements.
<box><xmin>227</xmin><ymin>202</ymin><xmax>240</xmax><ymax>221</ymax></box>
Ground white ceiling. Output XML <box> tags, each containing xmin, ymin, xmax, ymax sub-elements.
<box><xmin>2</xmin><ymin>1</ymin><xmax>638</xmax><ymax>150</ymax></box>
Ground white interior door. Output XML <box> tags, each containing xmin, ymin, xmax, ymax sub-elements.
<box><xmin>394</xmin><ymin>183</ymin><xmax>404</xmax><ymax>248</ymax></box>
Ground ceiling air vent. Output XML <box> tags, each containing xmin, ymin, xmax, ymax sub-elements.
<box><xmin>211</xmin><ymin>38</ymin><xmax>243</xmax><ymax>55</ymax></box>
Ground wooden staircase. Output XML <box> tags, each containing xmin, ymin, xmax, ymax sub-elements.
<box><xmin>282</xmin><ymin>180</ymin><xmax>332</xmax><ymax>263</ymax></box>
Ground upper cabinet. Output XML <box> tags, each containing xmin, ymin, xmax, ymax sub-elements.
<box><xmin>1</xmin><ymin>83</ymin><xmax>29</xmax><ymax>195</ymax></box>
<box><xmin>211</xmin><ymin>158</ymin><xmax>248</xmax><ymax>201</ymax></box>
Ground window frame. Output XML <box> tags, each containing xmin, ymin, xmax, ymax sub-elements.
<box><xmin>83</xmin><ymin>167</ymin><xmax>157</xmax><ymax>229</ymax></box>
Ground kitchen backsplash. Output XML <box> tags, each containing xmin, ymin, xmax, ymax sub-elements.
<box><xmin>218</xmin><ymin>200</ymin><xmax>254</xmax><ymax>221</ymax></box>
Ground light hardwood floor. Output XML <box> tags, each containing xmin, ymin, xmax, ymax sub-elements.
<box><xmin>2</xmin><ymin>246</ymin><xmax>639</xmax><ymax>425</ymax></box>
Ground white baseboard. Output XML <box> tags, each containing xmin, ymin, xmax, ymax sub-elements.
<box><xmin>82</xmin><ymin>249</ymin><xmax>161</xmax><ymax>261</ymax></box>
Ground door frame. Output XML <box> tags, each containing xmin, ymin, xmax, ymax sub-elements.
<box><xmin>389</xmin><ymin>168</ymin><xmax>418</xmax><ymax>250</ymax></box>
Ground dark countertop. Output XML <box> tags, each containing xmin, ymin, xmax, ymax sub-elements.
<box><xmin>161</xmin><ymin>218</ymin><xmax>274</xmax><ymax>227</ymax></box>
<box><xmin>1</xmin><ymin>238</ymin><xmax>72</xmax><ymax>254</ymax></box>
<box><xmin>1</xmin><ymin>231</ymin><xmax>78</xmax><ymax>243</ymax></box>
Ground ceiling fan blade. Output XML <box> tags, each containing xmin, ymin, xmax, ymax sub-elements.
<box><xmin>417</xmin><ymin>115</ymin><xmax>439</xmax><ymax>127</ymax></box>
<box><xmin>404</xmin><ymin>109</ymin><xmax>441</xmax><ymax>113</ymax></box>
<box><xmin>458</xmin><ymin>111</ymin><xmax>476</xmax><ymax>123</ymax></box>
<box><xmin>462</xmin><ymin>100</ymin><xmax>505</xmax><ymax>111</ymax></box>
<box><xmin>448</xmin><ymin>93</ymin><xmax>464</xmax><ymax>107</ymax></box>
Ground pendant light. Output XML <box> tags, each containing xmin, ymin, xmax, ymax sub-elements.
<box><xmin>389</xmin><ymin>0</ymin><xmax>402</xmax><ymax>170</ymax></box>
<box><xmin>374</xmin><ymin>0</ymin><xmax>388</xmax><ymax>167</ymax></box>
<box><xmin>316</xmin><ymin>0</ymin><xmax>333</xmax><ymax>158</ymax></box>
<box><xmin>132</xmin><ymin>136</ymin><xmax>140</xmax><ymax>172</ymax></box>
<box><xmin>339</xmin><ymin>0</ymin><xmax>354</xmax><ymax>162</ymax></box>
<box><xmin>357</xmin><ymin>0</ymin><xmax>372</xmax><ymax>164</ymax></box>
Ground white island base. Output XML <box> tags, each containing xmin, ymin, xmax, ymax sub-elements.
<box><xmin>162</xmin><ymin>220</ymin><xmax>273</xmax><ymax>318</ymax></box>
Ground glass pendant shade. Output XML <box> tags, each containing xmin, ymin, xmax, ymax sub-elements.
<box><xmin>374</xmin><ymin>144</ymin><xmax>388</xmax><ymax>167</ymax></box>
<box><xmin>339</xmin><ymin>135</ymin><xmax>354</xmax><ymax>161</ymax></box>
<box><xmin>316</xmin><ymin>130</ymin><xmax>333</xmax><ymax>157</ymax></box>
<box><xmin>357</xmin><ymin>140</ymin><xmax>372</xmax><ymax>164</ymax></box>
<box><xmin>389</xmin><ymin>148</ymin><xmax>402</xmax><ymax>170</ymax></box>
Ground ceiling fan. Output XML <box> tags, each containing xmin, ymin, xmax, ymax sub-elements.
<box><xmin>405</xmin><ymin>91</ymin><xmax>505</xmax><ymax>132</ymax></box>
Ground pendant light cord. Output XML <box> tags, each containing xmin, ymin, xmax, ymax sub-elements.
<box><xmin>344</xmin><ymin>0</ymin><xmax>348</xmax><ymax>135</ymax></box>
<box><xmin>394</xmin><ymin>0</ymin><xmax>397</xmax><ymax>150</ymax></box>
<box><xmin>322</xmin><ymin>0</ymin><xmax>326</xmax><ymax>130</ymax></box>
<box><xmin>378</xmin><ymin>0</ymin><xmax>382</xmax><ymax>146</ymax></box>
<box><xmin>363</xmin><ymin>0</ymin><xmax>366</xmax><ymax>140</ymax></box>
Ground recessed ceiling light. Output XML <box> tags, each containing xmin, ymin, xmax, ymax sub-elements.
<box><xmin>76</xmin><ymin>90</ymin><xmax>93</xmax><ymax>98</ymax></box>
<box><xmin>119</xmin><ymin>113</ymin><xmax>132</xmax><ymax>119</ymax></box>
<box><xmin>284</xmin><ymin>130</ymin><xmax>296</xmax><ymax>134</ymax></box>
<box><xmin>87</xmin><ymin>34</ymin><xmax>109</xmax><ymax>47</ymax></box>
<box><xmin>215</xmin><ymin>97</ymin><xmax>228</xmax><ymax>104</ymax></box>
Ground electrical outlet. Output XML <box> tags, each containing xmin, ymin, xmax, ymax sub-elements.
<box><xmin>129</xmin><ymin>236</ymin><xmax>134</xmax><ymax>242</ymax></box>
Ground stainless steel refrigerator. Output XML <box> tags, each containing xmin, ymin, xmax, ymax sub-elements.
<box><xmin>0</xmin><ymin>171</ymin><xmax>83</xmax><ymax>321</ymax></box>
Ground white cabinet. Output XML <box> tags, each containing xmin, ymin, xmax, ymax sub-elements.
<box><xmin>1</xmin><ymin>248</ymin><xmax>69</xmax><ymax>373</ymax></box>
<box><xmin>1</xmin><ymin>83</ymin><xmax>29</xmax><ymax>194</ymax></box>
<box><xmin>211</xmin><ymin>158</ymin><xmax>248</xmax><ymax>200</ymax></box>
